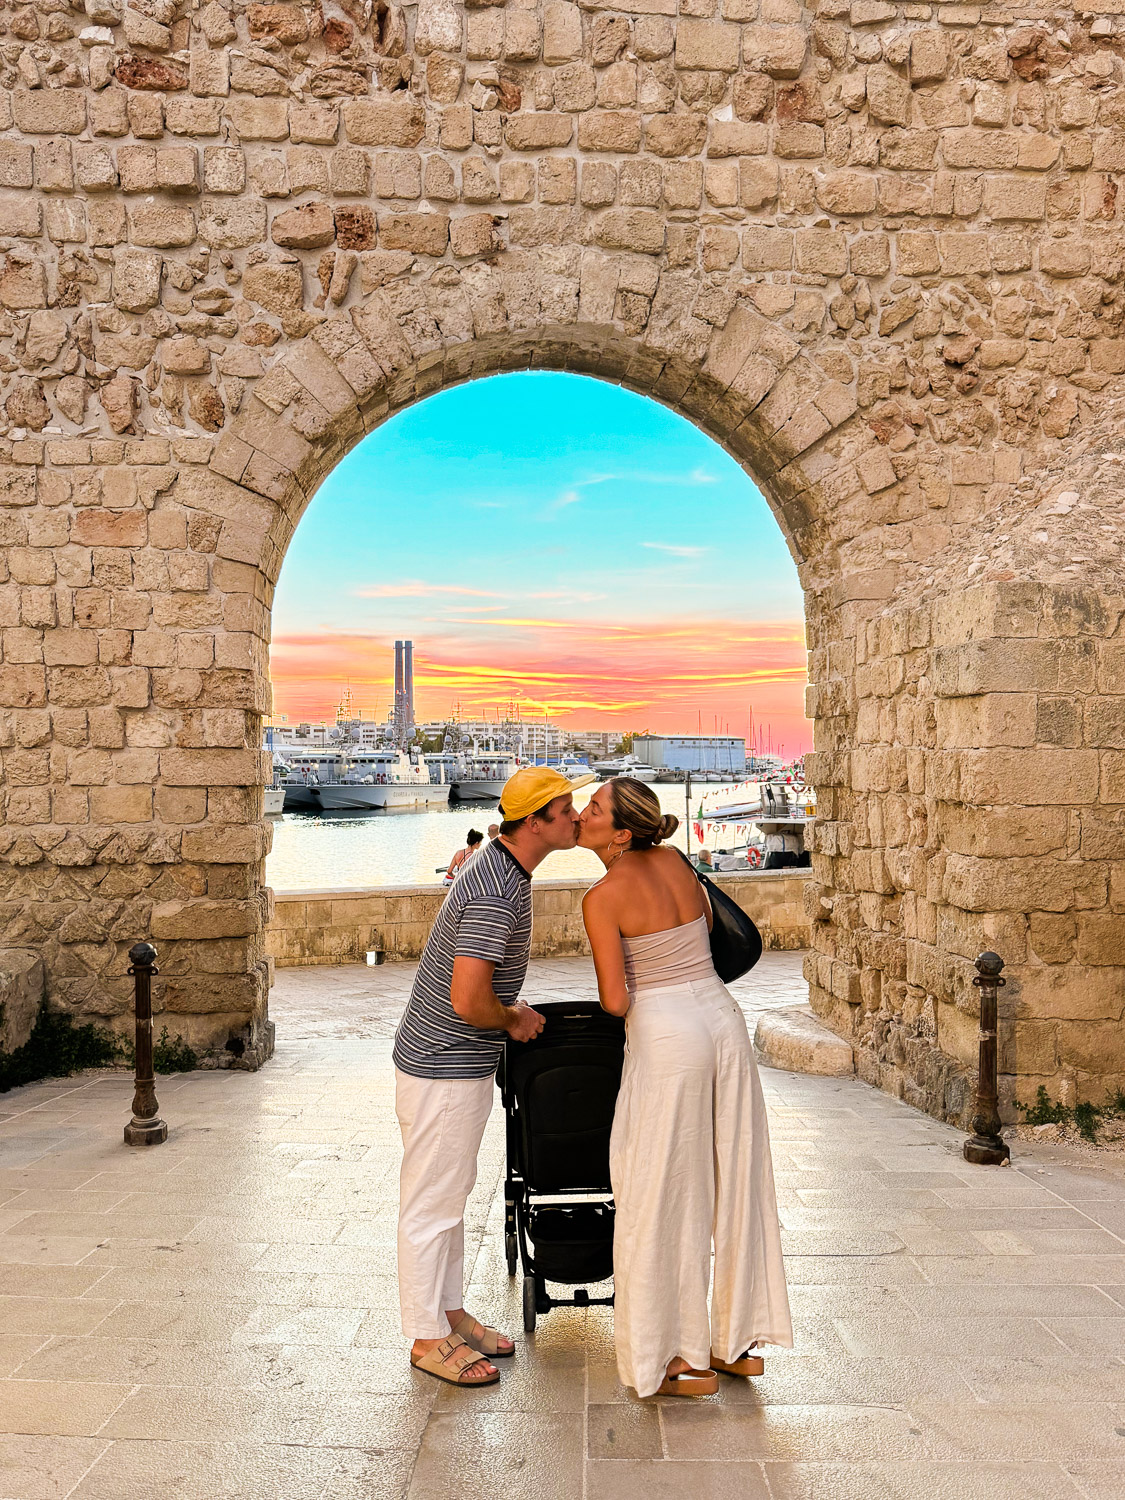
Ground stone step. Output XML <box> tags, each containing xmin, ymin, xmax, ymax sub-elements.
<box><xmin>753</xmin><ymin>1005</ymin><xmax>854</xmax><ymax>1077</ymax></box>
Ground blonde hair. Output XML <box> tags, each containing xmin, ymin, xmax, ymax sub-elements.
<box><xmin>607</xmin><ymin>777</ymin><xmax>679</xmax><ymax>850</ymax></box>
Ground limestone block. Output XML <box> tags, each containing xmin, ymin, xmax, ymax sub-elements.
<box><xmin>708</xmin><ymin>122</ymin><xmax>767</xmax><ymax>158</ymax></box>
<box><xmin>816</xmin><ymin>171</ymin><xmax>877</xmax><ymax>215</ymax></box>
<box><xmin>0</xmin><ymin>200</ymin><xmax>42</xmax><ymax>238</ymax></box>
<box><xmin>157</xmin><ymin>147</ymin><xmax>199</xmax><ymax>195</ymax></box>
<box><xmin>754</xmin><ymin>1006</ymin><xmax>854</xmax><ymax>1076</ymax></box>
<box><xmin>344</xmin><ymin>98</ymin><xmax>426</xmax><ymax>148</ymax></box>
<box><xmin>0</xmin><ymin>950</ymin><xmax>43</xmax><ymax>1053</ymax></box>
<box><xmin>742</xmin><ymin>24</ymin><xmax>806</xmax><ymax>77</ymax></box>
<box><xmin>243</xmin><ymin>262</ymin><xmax>303</xmax><ymax>314</ymax></box>
<box><xmin>911</xmin><ymin>29</ymin><xmax>950</xmax><ymax>82</ymax></box>
<box><xmin>113</xmin><ymin>249</ymin><xmax>162</xmax><ymax>312</ymax></box>
<box><xmin>128</xmin><ymin>203</ymin><xmax>196</xmax><ymax>248</ymax></box>
<box><xmin>676</xmin><ymin>19</ymin><xmax>740</xmax><ymax>72</ymax></box>
<box><xmin>335</xmin><ymin>207</ymin><xmax>376</xmax><ymax>250</ymax></box>
<box><xmin>12</xmin><ymin>90</ymin><xmax>86</xmax><ymax>134</ymax></box>
<box><xmin>504</xmin><ymin>11</ymin><xmax>541</xmax><ymax>61</ymax></box>
<box><xmin>450</xmin><ymin>212</ymin><xmax>502</xmax><ymax>257</ymax></box>
<box><xmin>544</xmin><ymin>1</ymin><xmax>583</xmax><ymax>63</ymax></box>
<box><xmin>290</xmin><ymin>102</ymin><xmax>339</xmax><ymax>146</ymax></box>
<box><xmin>593</xmin><ymin>208</ymin><xmax>663</xmax><ymax>253</ymax></box>
<box><xmin>228</xmin><ymin>98</ymin><xmax>289</xmax><ymax>141</ymax></box>
<box><xmin>199</xmin><ymin>199</ymin><xmax>268</xmax><ymax>248</ymax></box>
<box><xmin>190</xmin><ymin>50</ymin><xmax>230</xmax><ymax>98</ymax></box>
<box><xmin>866</xmin><ymin>63</ymin><xmax>910</xmax><ymax>126</ymax></box>
<box><xmin>578</xmin><ymin>110</ymin><xmax>641</xmax><ymax>153</ymax></box>
<box><xmin>271</xmin><ymin>202</ymin><xmax>336</xmax><ymax>248</ymax></box>
<box><xmin>0</xmin><ymin>263</ymin><xmax>48</xmax><ymax>310</ymax></box>
<box><xmin>505</xmin><ymin>113</ymin><xmax>574</xmax><ymax>150</ymax></box>
<box><xmin>0</xmin><ymin>145</ymin><xmax>33</xmax><ymax>189</ymax></box>
<box><xmin>247</xmin><ymin>3</ymin><xmax>309</xmax><ymax>44</ymax></box>
<box><xmin>378</xmin><ymin>213</ymin><xmax>449</xmax><ymax>255</ymax></box>
<box><xmin>203</xmin><ymin>147</ymin><xmax>246</xmax><ymax>195</ymax></box>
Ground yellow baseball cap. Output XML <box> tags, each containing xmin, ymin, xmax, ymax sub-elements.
<box><xmin>498</xmin><ymin>766</ymin><xmax>576</xmax><ymax>821</ymax></box>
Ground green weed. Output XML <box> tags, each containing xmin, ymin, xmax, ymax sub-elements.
<box><xmin>1017</xmin><ymin>1084</ymin><xmax>1125</xmax><ymax>1145</ymax></box>
<box><xmin>152</xmin><ymin>1027</ymin><xmax>198</xmax><ymax>1074</ymax></box>
<box><xmin>0</xmin><ymin>1003</ymin><xmax>124</xmax><ymax>1094</ymax></box>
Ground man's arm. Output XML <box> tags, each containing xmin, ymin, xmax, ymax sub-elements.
<box><xmin>450</xmin><ymin>956</ymin><xmax>544</xmax><ymax>1042</ymax></box>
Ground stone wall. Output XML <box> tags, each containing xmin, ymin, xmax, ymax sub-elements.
<box><xmin>2</xmin><ymin>0</ymin><xmax>1124</xmax><ymax>1109</ymax></box>
<box><xmin>268</xmin><ymin>867</ymin><xmax>813</xmax><ymax>965</ymax></box>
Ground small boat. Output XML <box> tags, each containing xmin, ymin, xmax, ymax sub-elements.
<box><xmin>264</xmin><ymin>785</ymin><xmax>285</xmax><ymax>815</ymax></box>
<box><xmin>558</xmin><ymin>754</ymin><xmax>596</xmax><ymax>788</ymax></box>
<box><xmin>591</xmin><ymin>754</ymin><xmax>658</xmax><ymax>783</ymax></box>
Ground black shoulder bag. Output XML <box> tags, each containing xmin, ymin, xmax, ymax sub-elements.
<box><xmin>677</xmin><ymin>849</ymin><xmax>763</xmax><ymax>984</ymax></box>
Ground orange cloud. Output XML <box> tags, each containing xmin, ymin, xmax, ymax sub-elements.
<box><xmin>270</xmin><ymin>616</ymin><xmax>811</xmax><ymax>753</ymax></box>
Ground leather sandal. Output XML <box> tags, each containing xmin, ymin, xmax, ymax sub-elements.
<box><xmin>656</xmin><ymin>1367</ymin><xmax>719</xmax><ymax>1397</ymax></box>
<box><xmin>450</xmin><ymin>1313</ymin><xmax>515</xmax><ymax>1358</ymax></box>
<box><xmin>711</xmin><ymin>1347</ymin><xmax>765</xmax><ymax>1377</ymax></box>
<box><xmin>410</xmin><ymin>1334</ymin><xmax>499</xmax><ymax>1387</ymax></box>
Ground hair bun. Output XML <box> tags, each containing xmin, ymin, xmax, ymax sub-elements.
<box><xmin>656</xmin><ymin>812</ymin><xmax>679</xmax><ymax>842</ymax></box>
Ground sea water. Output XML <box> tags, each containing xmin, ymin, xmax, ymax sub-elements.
<box><xmin>265</xmin><ymin>780</ymin><xmax>732</xmax><ymax>891</ymax></box>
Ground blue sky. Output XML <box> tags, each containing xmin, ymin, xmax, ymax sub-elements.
<box><xmin>271</xmin><ymin>372</ymin><xmax>810</xmax><ymax>752</ymax></box>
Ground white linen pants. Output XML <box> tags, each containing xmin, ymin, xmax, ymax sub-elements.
<box><xmin>395</xmin><ymin>1067</ymin><xmax>495</xmax><ymax>1340</ymax></box>
<box><xmin>610</xmin><ymin>975</ymin><xmax>793</xmax><ymax>1398</ymax></box>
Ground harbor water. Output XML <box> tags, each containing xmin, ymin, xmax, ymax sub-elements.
<box><xmin>265</xmin><ymin>780</ymin><xmax>743</xmax><ymax>891</ymax></box>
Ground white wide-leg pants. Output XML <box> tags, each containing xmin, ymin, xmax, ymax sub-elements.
<box><xmin>395</xmin><ymin>1067</ymin><xmax>495</xmax><ymax>1340</ymax></box>
<box><xmin>610</xmin><ymin>975</ymin><xmax>793</xmax><ymax>1398</ymax></box>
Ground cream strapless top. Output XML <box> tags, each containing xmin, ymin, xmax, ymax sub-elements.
<box><xmin>621</xmin><ymin>913</ymin><xmax>715</xmax><ymax>990</ymax></box>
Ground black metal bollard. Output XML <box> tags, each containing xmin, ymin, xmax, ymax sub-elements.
<box><xmin>124</xmin><ymin>941</ymin><xmax>168</xmax><ymax>1147</ymax></box>
<box><xmin>963</xmin><ymin>951</ymin><xmax>1010</xmax><ymax>1166</ymax></box>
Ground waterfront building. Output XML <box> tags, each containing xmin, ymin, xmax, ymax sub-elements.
<box><xmin>632</xmin><ymin>734</ymin><xmax>747</xmax><ymax>775</ymax></box>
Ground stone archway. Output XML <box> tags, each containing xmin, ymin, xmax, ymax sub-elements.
<box><xmin>4</xmin><ymin>0</ymin><xmax>1124</xmax><ymax>1117</ymax></box>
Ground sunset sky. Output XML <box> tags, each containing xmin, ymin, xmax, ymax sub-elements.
<box><xmin>270</xmin><ymin>372</ymin><xmax>811</xmax><ymax>757</ymax></box>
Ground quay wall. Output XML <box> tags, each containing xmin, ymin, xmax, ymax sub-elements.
<box><xmin>268</xmin><ymin>870</ymin><xmax>812</xmax><ymax>968</ymax></box>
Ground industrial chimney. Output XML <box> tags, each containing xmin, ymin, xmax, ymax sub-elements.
<box><xmin>393</xmin><ymin>640</ymin><xmax>404</xmax><ymax>742</ymax></box>
<box><xmin>403</xmin><ymin>640</ymin><xmax>415</xmax><ymax>733</ymax></box>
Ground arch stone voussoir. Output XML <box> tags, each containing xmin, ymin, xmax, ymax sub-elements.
<box><xmin>6</xmin><ymin>0</ymin><xmax>1124</xmax><ymax>1109</ymax></box>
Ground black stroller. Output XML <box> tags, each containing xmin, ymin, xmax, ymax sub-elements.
<box><xmin>498</xmin><ymin>999</ymin><xmax>625</xmax><ymax>1331</ymax></box>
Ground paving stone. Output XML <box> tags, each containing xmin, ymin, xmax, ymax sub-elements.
<box><xmin>0</xmin><ymin>959</ymin><xmax>1116</xmax><ymax>1495</ymax></box>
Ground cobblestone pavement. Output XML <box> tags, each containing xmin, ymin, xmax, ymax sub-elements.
<box><xmin>0</xmin><ymin>953</ymin><xmax>1122</xmax><ymax>1500</ymax></box>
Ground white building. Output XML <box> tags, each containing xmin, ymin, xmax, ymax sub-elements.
<box><xmin>632</xmin><ymin>735</ymin><xmax>747</xmax><ymax>774</ymax></box>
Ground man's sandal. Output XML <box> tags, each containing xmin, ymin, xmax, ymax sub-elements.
<box><xmin>410</xmin><ymin>1334</ymin><xmax>500</xmax><ymax>1387</ymax></box>
<box><xmin>656</xmin><ymin>1367</ymin><xmax>719</xmax><ymax>1397</ymax></box>
<box><xmin>450</xmin><ymin>1313</ymin><xmax>515</xmax><ymax>1358</ymax></box>
<box><xmin>711</xmin><ymin>1347</ymin><xmax>765</xmax><ymax>1377</ymax></box>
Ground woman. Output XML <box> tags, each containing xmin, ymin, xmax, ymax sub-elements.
<box><xmin>578</xmin><ymin>778</ymin><xmax>792</xmax><ymax>1399</ymax></box>
<box><xmin>443</xmin><ymin>828</ymin><xmax>483</xmax><ymax>884</ymax></box>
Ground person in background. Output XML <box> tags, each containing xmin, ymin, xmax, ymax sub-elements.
<box><xmin>487</xmin><ymin>824</ymin><xmax>500</xmax><ymax>841</ymax></box>
<box><xmin>444</xmin><ymin>829</ymin><xmax>483</xmax><ymax>884</ymax></box>
<box><xmin>693</xmin><ymin>847</ymin><xmax>714</xmax><ymax>872</ymax></box>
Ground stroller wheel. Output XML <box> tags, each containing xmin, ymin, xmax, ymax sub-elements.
<box><xmin>505</xmin><ymin>1232</ymin><xmax>518</xmax><ymax>1277</ymax></box>
<box><xmin>522</xmin><ymin>1275</ymin><xmax>537</xmax><ymax>1332</ymax></box>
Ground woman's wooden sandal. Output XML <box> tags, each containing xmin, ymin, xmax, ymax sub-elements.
<box><xmin>410</xmin><ymin>1334</ymin><xmax>500</xmax><ymax>1387</ymax></box>
<box><xmin>656</xmin><ymin>1368</ymin><xmax>719</xmax><ymax>1397</ymax></box>
<box><xmin>711</xmin><ymin>1348</ymin><xmax>765</xmax><ymax>1377</ymax></box>
<box><xmin>450</xmin><ymin>1313</ymin><xmax>515</xmax><ymax>1358</ymax></box>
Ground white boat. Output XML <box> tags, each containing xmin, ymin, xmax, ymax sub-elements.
<box><xmin>264</xmin><ymin>785</ymin><xmax>285</xmax><ymax>815</ymax></box>
<box><xmin>306</xmin><ymin>749</ymin><xmax>451</xmax><ymax>811</ymax></box>
<box><xmin>591</xmin><ymin>754</ymin><xmax>658</xmax><ymax>783</ymax></box>
<box><xmin>558</xmin><ymin>754</ymin><xmax>596</xmax><ymax>789</ymax></box>
<box><xmin>454</xmin><ymin>745</ymin><xmax>520</xmax><ymax>801</ymax></box>
<box><xmin>281</xmin><ymin>750</ymin><xmax>346</xmax><ymax>809</ymax></box>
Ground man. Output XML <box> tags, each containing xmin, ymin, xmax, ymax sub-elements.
<box><xmin>392</xmin><ymin>767</ymin><xmax>580</xmax><ymax>1387</ymax></box>
<box><xmin>487</xmin><ymin>823</ymin><xmax>500</xmax><ymax>840</ymax></box>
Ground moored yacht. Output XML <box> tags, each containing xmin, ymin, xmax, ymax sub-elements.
<box><xmin>306</xmin><ymin>749</ymin><xmax>451</xmax><ymax>810</ymax></box>
<box><xmin>591</xmin><ymin>753</ymin><xmax>658</xmax><ymax>783</ymax></box>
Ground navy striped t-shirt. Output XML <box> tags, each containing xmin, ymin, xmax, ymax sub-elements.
<box><xmin>392</xmin><ymin>838</ymin><xmax>532</xmax><ymax>1079</ymax></box>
